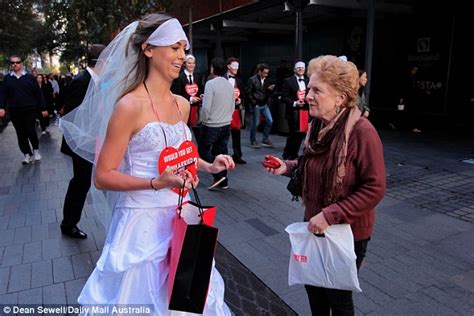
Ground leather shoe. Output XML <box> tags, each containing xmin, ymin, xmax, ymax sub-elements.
<box><xmin>61</xmin><ymin>226</ymin><xmax>88</xmax><ymax>239</ymax></box>
<box><xmin>233</xmin><ymin>157</ymin><xmax>247</xmax><ymax>164</ymax></box>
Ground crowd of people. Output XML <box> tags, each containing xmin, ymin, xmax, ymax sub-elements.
<box><xmin>0</xmin><ymin>12</ymin><xmax>387</xmax><ymax>316</ymax></box>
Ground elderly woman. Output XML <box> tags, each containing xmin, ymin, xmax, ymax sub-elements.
<box><xmin>266</xmin><ymin>55</ymin><xmax>386</xmax><ymax>315</ymax></box>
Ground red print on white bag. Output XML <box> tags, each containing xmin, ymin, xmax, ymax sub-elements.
<box><xmin>293</xmin><ymin>254</ymin><xmax>308</xmax><ymax>263</ymax></box>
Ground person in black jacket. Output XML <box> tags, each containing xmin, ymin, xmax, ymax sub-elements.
<box><xmin>246</xmin><ymin>63</ymin><xmax>275</xmax><ymax>148</ymax></box>
<box><xmin>60</xmin><ymin>44</ymin><xmax>105</xmax><ymax>239</ymax></box>
<box><xmin>0</xmin><ymin>55</ymin><xmax>48</xmax><ymax>164</ymax></box>
<box><xmin>225</xmin><ymin>57</ymin><xmax>246</xmax><ymax>164</ymax></box>
<box><xmin>282</xmin><ymin>61</ymin><xmax>309</xmax><ymax>160</ymax></box>
<box><xmin>36</xmin><ymin>74</ymin><xmax>55</xmax><ymax>135</ymax></box>
<box><xmin>171</xmin><ymin>54</ymin><xmax>203</xmax><ymax>139</ymax></box>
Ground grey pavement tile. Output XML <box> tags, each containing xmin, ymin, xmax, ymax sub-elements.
<box><xmin>0</xmin><ymin>267</ymin><xmax>9</xmax><ymax>294</ymax></box>
<box><xmin>8</xmin><ymin>263</ymin><xmax>31</xmax><ymax>292</ymax></box>
<box><xmin>8</xmin><ymin>213</ymin><xmax>26</xmax><ymax>230</ymax></box>
<box><xmin>431</xmin><ymin>229</ymin><xmax>474</xmax><ymax>266</ymax></box>
<box><xmin>65</xmin><ymin>278</ymin><xmax>86</xmax><ymax>305</ymax></box>
<box><xmin>41</xmin><ymin>209</ymin><xmax>57</xmax><ymax>225</ymax></box>
<box><xmin>92</xmin><ymin>231</ymin><xmax>106</xmax><ymax>251</ymax></box>
<box><xmin>23</xmin><ymin>241</ymin><xmax>43</xmax><ymax>264</ymax></box>
<box><xmin>48</xmin><ymin>222</ymin><xmax>61</xmax><ymax>239</ymax></box>
<box><xmin>217</xmin><ymin>221</ymin><xmax>265</xmax><ymax>247</ymax></box>
<box><xmin>280</xmin><ymin>288</ymin><xmax>310</xmax><ymax>316</ymax></box>
<box><xmin>449</xmin><ymin>269</ymin><xmax>474</xmax><ymax>294</ymax></box>
<box><xmin>245</xmin><ymin>218</ymin><xmax>280</xmax><ymax>237</ymax></box>
<box><xmin>366</xmin><ymin>263</ymin><xmax>422</xmax><ymax>293</ymax></box>
<box><xmin>31</xmin><ymin>224</ymin><xmax>49</xmax><ymax>241</ymax></box>
<box><xmin>359</xmin><ymin>268</ymin><xmax>407</xmax><ymax>299</ymax></box>
<box><xmin>405</xmin><ymin>292</ymin><xmax>460</xmax><ymax>316</ymax></box>
<box><xmin>18</xmin><ymin>287</ymin><xmax>42</xmax><ymax>304</ymax></box>
<box><xmin>0</xmin><ymin>216</ymin><xmax>9</xmax><ymax>231</ymax></box>
<box><xmin>13</xmin><ymin>226</ymin><xmax>32</xmax><ymax>244</ymax></box>
<box><xmin>52</xmin><ymin>256</ymin><xmax>74</xmax><ymax>283</ymax></box>
<box><xmin>0</xmin><ymin>230</ymin><xmax>14</xmax><ymax>247</ymax></box>
<box><xmin>422</xmin><ymin>285</ymin><xmax>473</xmax><ymax>315</ymax></box>
<box><xmin>42</xmin><ymin>283</ymin><xmax>66</xmax><ymax>304</ymax></box>
<box><xmin>71</xmin><ymin>253</ymin><xmax>94</xmax><ymax>279</ymax></box>
<box><xmin>59</xmin><ymin>238</ymin><xmax>81</xmax><ymax>257</ymax></box>
<box><xmin>31</xmin><ymin>260</ymin><xmax>53</xmax><ymax>288</ymax></box>
<box><xmin>42</xmin><ymin>239</ymin><xmax>61</xmax><ymax>260</ymax></box>
<box><xmin>25</xmin><ymin>212</ymin><xmax>42</xmax><ymax>226</ymax></box>
<box><xmin>88</xmin><ymin>250</ymin><xmax>101</xmax><ymax>265</ymax></box>
<box><xmin>353</xmin><ymin>293</ymin><xmax>380</xmax><ymax>314</ymax></box>
<box><xmin>0</xmin><ymin>292</ymin><xmax>18</xmax><ymax>304</ymax></box>
<box><xmin>2</xmin><ymin>244</ymin><xmax>23</xmax><ymax>267</ymax></box>
<box><xmin>0</xmin><ymin>246</ymin><xmax>3</xmax><ymax>266</ymax></box>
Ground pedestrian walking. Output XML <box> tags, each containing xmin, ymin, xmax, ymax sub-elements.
<box><xmin>265</xmin><ymin>55</ymin><xmax>386</xmax><ymax>316</ymax></box>
<box><xmin>225</xmin><ymin>57</ymin><xmax>247</xmax><ymax>164</ymax></box>
<box><xmin>199</xmin><ymin>57</ymin><xmax>235</xmax><ymax>190</ymax></box>
<box><xmin>62</xmin><ymin>14</ymin><xmax>233</xmax><ymax>313</ymax></box>
<box><xmin>247</xmin><ymin>63</ymin><xmax>275</xmax><ymax>148</ymax></box>
<box><xmin>0</xmin><ymin>55</ymin><xmax>48</xmax><ymax>164</ymax></box>
<box><xmin>60</xmin><ymin>44</ymin><xmax>106</xmax><ymax>239</ymax></box>
<box><xmin>356</xmin><ymin>69</ymin><xmax>370</xmax><ymax>118</ymax></box>
<box><xmin>36</xmin><ymin>74</ymin><xmax>54</xmax><ymax>135</ymax></box>
<box><xmin>282</xmin><ymin>61</ymin><xmax>309</xmax><ymax>160</ymax></box>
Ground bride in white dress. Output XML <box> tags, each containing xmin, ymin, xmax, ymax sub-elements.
<box><xmin>64</xmin><ymin>14</ymin><xmax>234</xmax><ymax>315</ymax></box>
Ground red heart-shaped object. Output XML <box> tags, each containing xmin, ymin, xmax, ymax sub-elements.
<box><xmin>297</xmin><ymin>89</ymin><xmax>305</xmax><ymax>102</ymax></box>
<box><xmin>158</xmin><ymin>141</ymin><xmax>199</xmax><ymax>196</ymax></box>
<box><xmin>185</xmin><ymin>83</ymin><xmax>199</xmax><ymax>97</ymax></box>
<box><xmin>233</xmin><ymin>87</ymin><xmax>240</xmax><ymax>100</ymax></box>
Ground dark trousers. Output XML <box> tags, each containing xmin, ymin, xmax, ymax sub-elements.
<box><xmin>10</xmin><ymin>108</ymin><xmax>39</xmax><ymax>155</ymax></box>
<box><xmin>231</xmin><ymin>129</ymin><xmax>242</xmax><ymax>159</ymax></box>
<box><xmin>198</xmin><ymin>125</ymin><xmax>230</xmax><ymax>181</ymax></box>
<box><xmin>305</xmin><ymin>238</ymin><xmax>370</xmax><ymax>316</ymax></box>
<box><xmin>61</xmin><ymin>153</ymin><xmax>93</xmax><ymax>229</ymax></box>
<box><xmin>283</xmin><ymin>115</ymin><xmax>305</xmax><ymax>160</ymax></box>
<box><xmin>39</xmin><ymin>113</ymin><xmax>50</xmax><ymax>131</ymax></box>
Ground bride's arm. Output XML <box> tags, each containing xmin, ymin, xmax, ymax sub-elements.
<box><xmin>198</xmin><ymin>155</ymin><xmax>235</xmax><ymax>174</ymax></box>
<box><xmin>94</xmin><ymin>98</ymin><xmax>185</xmax><ymax>191</ymax></box>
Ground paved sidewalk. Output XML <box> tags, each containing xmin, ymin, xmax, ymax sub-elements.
<box><xmin>0</xmin><ymin>121</ymin><xmax>473</xmax><ymax>315</ymax></box>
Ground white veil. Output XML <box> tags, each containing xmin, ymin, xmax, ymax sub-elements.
<box><xmin>61</xmin><ymin>21</ymin><xmax>139</xmax><ymax>227</ymax></box>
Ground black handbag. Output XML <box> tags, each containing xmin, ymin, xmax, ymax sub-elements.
<box><xmin>287</xmin><ymin>166</ymin><xmax>301</xmax><ymax>201</ymax></box>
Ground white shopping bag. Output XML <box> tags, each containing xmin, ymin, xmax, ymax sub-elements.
<box><xmin>285</xmin><ymin>222</ymin><xmax>362</xmax><ymax>292</ymax></box>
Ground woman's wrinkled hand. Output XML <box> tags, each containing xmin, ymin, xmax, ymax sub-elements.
<box><xmin>263</xmin><ymin>155</ymin><xmax>287</xmax><ymax>175</ymax></box>
<box><xmin>308</xmin><ymin>212</ymin><xmax>330</xmax><ymax>235</ymax></box>
<box><xmin>210</xmin><ymin>155</ymin><xmax>235</xmax><ymax>174</ymax></box>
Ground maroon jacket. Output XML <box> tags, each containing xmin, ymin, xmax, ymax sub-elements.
<box><xmin>285</xmin><ymin>118</ymin><xmax>386</xmax><ymax>241</ymax></box>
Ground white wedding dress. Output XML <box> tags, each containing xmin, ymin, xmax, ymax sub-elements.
<box><xmin>78</xmin><ymin>121</ymin><xmax>231</xmax><ymax>315</ymax></box>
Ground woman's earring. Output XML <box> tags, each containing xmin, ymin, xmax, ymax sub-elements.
<box><xmin>335</xmin><ymin>106</ymin><xmax>341</xmax><ymax>114</ymax></box>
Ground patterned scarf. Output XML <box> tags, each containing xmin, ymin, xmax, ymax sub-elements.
<box><xmin>299</xmin><ymin>106</ymin><xmax>361</xmax><ymax>206</ymax></box>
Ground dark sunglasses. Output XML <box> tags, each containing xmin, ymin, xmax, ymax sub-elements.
<box><xmin>10</xmin><ymin>61</ymin><xmax>21</xmax><ymax>65</ymax></box>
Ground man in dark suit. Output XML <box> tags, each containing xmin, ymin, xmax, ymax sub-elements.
<box><xmin>224</xmin><ymin>57</ymin><xmax>246</xmax><ymax>164</ymax></box>
<box><xmin>171</xmin><ymin>54</ymin><xmax>203</xmax><ymax>140</ymax></box>
<box><xmin>60</xmin><ymin>44</ymin><xmax>105</xmax><ymax>239</ymax></box>
<box><xmin>282</xmin><ymin>61</ymin><xmax>309</xmax><ymax>160</ymax></box>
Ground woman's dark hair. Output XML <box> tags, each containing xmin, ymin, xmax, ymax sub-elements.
<box><xmin>119</xmin><ymin>13</ymin><xmax>173</xmax><ymax>99</ymax></box>
<box><xmin>210</xmin><ymin>57</ymin><xmax>227</xmax><ymax>77</ymax></box>
<box><xmin>358</xmin><ymin>69</ymin><xmax>366</xmax><ymax>96</ymax></box>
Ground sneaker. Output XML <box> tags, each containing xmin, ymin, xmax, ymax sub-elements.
<box><xmin>412</xmin><ymin>128</ymin><xmax>422</xmax><ymax>133</ymax></box>
<box><xmin>21</xmin><ymin>154</ymin><xmax>32</xmax><ymax>165</ymax></box>
<box><xmin>45</xmin><ymin>127</ymin><xmax>50</xmax><ymax>134</ymax></box>
<box><xmin>208</xmin><ymin>177</ymin><xmax>227</xmax><ymax>190</ymax></box>
<box><xmin>41</xmin><ymin>131</ymin><xmax>47</xmax><ymax>135</ymax></box>
<box><xmin>250</xmin><ymin>141</ymin><xmax>261</xmax><ymax>149</ymax></box>
<box><xmin>261</xmin><ymin>140</ymin><xmax>275</xmax><ymax>148</ymax></box>
<box><xmin>33</xmin><ymin>150</ymin><xmax>42</xmax><ymax>161</ymax></box>
<box><xmin>218</xmin><ymin>181</ymin><xmax>229</xmax><ymax>190</ymax></box>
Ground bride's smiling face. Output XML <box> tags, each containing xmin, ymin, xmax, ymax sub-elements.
<box><xmin>145</xmin><ymin>40</ymin><xmax>186</xmax><ymax>81</ymax></box>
